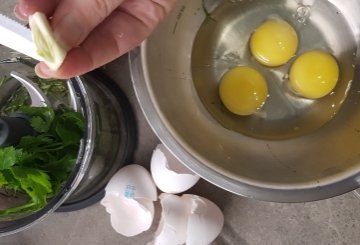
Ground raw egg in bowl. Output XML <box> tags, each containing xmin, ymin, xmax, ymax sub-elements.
<box><xmin>130</xmin><ymin>0</ymin><xmax>360</xmax><ymax>202</ymax></box>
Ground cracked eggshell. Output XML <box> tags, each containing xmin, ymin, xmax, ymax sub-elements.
<box><xmin>151</xmin><ymin>144</ymin><xmax>200</xmax><ymax>194</ymax></box>
<box><xmin>182</xmin><ymin>194</ymin><xmax>224</xmax><ymax>245</ymax></box>
<box><xmin>101</xmin><ymin>164</ymin><xmax>157</xmax><ymax>237</ymax></box>
<box><xmin>148</xmin><ymin>193</ymin><xmax>189</xmax><ymax>245</ymax></box>
<box><xmin>101</xmin><ymin>194</ymin><xmax>155</xmax><ymax>237</ymax></box>
<box><xmin>105</xmin><ymin>164</ymin><xmax>157</xmax><ymax>200</ymax></box>
<box><xmin>149</xmin><ymin>194</ymin><xmax>224</xmax><ymax>245</ymax></box>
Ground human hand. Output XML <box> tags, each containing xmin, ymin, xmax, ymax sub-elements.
<box><xmin>15</xmin><ymin>0</ymin><xmax>178</xmax><ymax>79</ymax></box>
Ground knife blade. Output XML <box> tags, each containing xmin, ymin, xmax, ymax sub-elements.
<box><xmin>0</xmin><ymin>13</ymin><xmax>42</xmax><ymax>61</ymax></box>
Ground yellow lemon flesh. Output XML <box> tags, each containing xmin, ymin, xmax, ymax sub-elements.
<box><xmin>219</xmin><ymin>67</ymin><xmax>268</xmax><ymax>116</ymax></box>
<box><xmin>289</xmin><ymin>50</ymin><xmax>339</xmax><ymax>99</ymax></box>
<box><xmin>250</xmin><ymin>19</ymin><xmax>298</xmax><ymax>67</ymax></box>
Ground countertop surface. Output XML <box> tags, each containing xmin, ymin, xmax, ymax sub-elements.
<box><xmin>2</xmin><ymin>1</ymin><xmax>360</xmax><ymax>244</ymax></box>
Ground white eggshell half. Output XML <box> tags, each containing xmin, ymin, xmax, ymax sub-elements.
<box><xmin>101</xmin><ymin>164</ymin><xmax>157</xmax><ymax>237</ymax></box>
<box><xmin>151</xmin><ymin>144</ymin><xmax>200</xmax><ymax>194</ymax></box>
<box><xmin>148</xmin><ymin>193</ymin><xmax>189</xmax><ymax>245</ymax></box>
<box><xmin>105</xmin><ymin>164</ymin><xmax>157</xmax><ymax>201</ymax></box>
<box><xmin>101</xmin><ymin>194</ymin><xmax>154</xmax><ymax>237</ymax></box>
<box><xmin>182</xmin><ymin>194</ymin><xmax>224</xmax><ymax>245</ymax></box>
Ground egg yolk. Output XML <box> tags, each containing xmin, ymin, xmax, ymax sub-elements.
<box><xmin>250</xmin><ymin>19</ymin><xmax>298</xmax><ymax>67</ymax></box>
<box><xmin>219</xmin><ymin>67</ymin><xmax>268</xmax><ymax>116</ymax></box>
<box><xmin>289</xmin><ymin>50</ymin><xmax>339</xmax><ymax>99</ymax></box>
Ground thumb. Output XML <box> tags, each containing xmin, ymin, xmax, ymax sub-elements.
<box><xmin>15</xmin><ymin>0</ymin><xmax>58</xmax><ymax>20</ymax></box>
<box><xmin>51</xmin><ymin>0</ymin><xmax>125</xmax><ymax>49</ymax></box>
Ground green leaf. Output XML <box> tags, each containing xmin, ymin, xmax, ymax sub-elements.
<box><xmin>31</xmin><ymin>116</ymin><xmax>50</xmax><ymax>133</ymax></box>
<box><xmin>42</xmin><ymin>154</ymin><xmax>76</xmax><ymax>182</ymax></box>
<box><xmin>11</xmin><ymin>166</ymin><xmax>52</xmax><ymax>201</ymax></box>
<box><xmin>14</xmin><ymin>149</ymin><xmax>33</xmax><ymax>165</ymax></box>
<box><xmin>19</xmin><ymin>134</ymin><xmax>54</xmax><ymax>147</ymax></box>
<box><xmin>1</xmin><ymin>169</ymin><xmax>21</xmax><ymax>192</ymax></box>
<box><xmin>0</xmin><ymin>172</ymin><xmax>7</xmax><ymax>186</ymax></box>
<box><xmin>18</xmin><ymin>134</ymin><xmax>62</xmax><ymax>153</ymax></box>
<box><xmin>19</xmin><ymin>106</ymin><xmax>55</xmax><ymax>133</ymax></box>
<box><xmin>0</xmin><ymin>202</ymin><xmax>37</xmax><ymax>216</ymax></box>
<box><xmin>0</xmin><ymin>147</ymin><xmax>17</xmax><ymax>170</ymax></box>
<box><xmin>54</xmin><ymin>111</ymin><xmax>85</xmax><ymax>145</ymax></box>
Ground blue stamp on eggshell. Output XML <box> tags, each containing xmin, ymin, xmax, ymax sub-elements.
<box><xmin>124</xmin><ymin>185</ymin><xmax>136</xmax><ymax>198</ymax></box>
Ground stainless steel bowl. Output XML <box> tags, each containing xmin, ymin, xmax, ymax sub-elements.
<box><xmin>130</xmin><ymin>0</ymin><xmax>360</xmax><ymax>202</ymax></box>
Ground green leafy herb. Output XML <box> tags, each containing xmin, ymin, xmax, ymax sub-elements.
<box><xmin>0</xmin><ymin>87</ymin><xmax>30</xmax><ymax>115</ymax></box>
<box><xmin>0</xmin><ymin>106</ymin><xmax>84</xmax><ymax>217</ymax></box>
<box><xmin>0</xmin><ymin>167</ymin><xmax>52</xmax><ymax>215</ymax></box>
<box><xmin>0</xmin><ymin>147</ymin><xmax>17</xmax><ymax>170</ymax></box>
<box><xmin>31</xmin><ymin>77</ymin><xmax>67</xmax><ymax>95</ymax></box>
<box><xmin>0</xmin><ymin>76</ymin><xmax>11</xmax><ymax>87</ymax></box>
<box><xmin>19</xmin><ymin>106</ymin><xmax>55</xmax><ymax>133</ymax></box>
<box><xmin>0</xmin><ymin>172</ymin><xmax>7</xmax><ymax>186</ymax></box>
<box><xmin>54</xmin><ymin>110</ymin><xmax>85</xmax><ymax>145</ymax></box>
<box><xmin>0</xmin><ymin>75</ymin><xmax>67</xmax><ymax>116</ymax></box>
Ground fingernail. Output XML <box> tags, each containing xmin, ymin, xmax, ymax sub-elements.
<box><xmin>54</xmin><ymin>14</ymin><xmax>85</xmax><ymax>49</ymax></box>
<box><xmin>35</xmin><ymin>64</ymin><xmax>53</xmax><ymax>79</ymax></box>
<box><xmin>14</xmin><ymin>4</ymin><xmax>28</xmax><ymax>21</ymax></box>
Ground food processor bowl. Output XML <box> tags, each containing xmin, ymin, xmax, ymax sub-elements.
<box><xmin>0</xmin><ymin>51</ymin><xmax>136</xmax><ymax>236</ymax></box>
